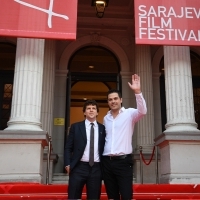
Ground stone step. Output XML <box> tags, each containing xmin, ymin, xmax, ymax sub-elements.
<box><xmin>52</xmin><ymin>173</ymin><xmax>136</xmax><ymax>184</ymax></box>
<box><xmin>52</xmin><ymin>173</ymin><xmax>68</xmax><ymax>184</ymax></box>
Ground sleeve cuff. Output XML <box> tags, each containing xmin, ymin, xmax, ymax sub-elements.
<box><xmin>135</xmin><ymin>92</ymin><xmax>142</xmax><ymax>96</ymax></box>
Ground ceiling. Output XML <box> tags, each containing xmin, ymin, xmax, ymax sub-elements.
<box><xmin>77</xmin><ymin>0</ymin><xmax>134</xmax><ymax>34</ymax></box>
<box><xmin>78</xmin><ymin>0</ymin><xmax>134</xmax><ymax>19</ymax></box>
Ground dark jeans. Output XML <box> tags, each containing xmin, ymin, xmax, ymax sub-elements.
<box><xmin>68</xmin><ymin>161</ymin><xmax>102</xmax><ymax>200</ymax></box>
<box><xmin>102</xmin><ymin>155</ymin><xmax>133</xmax><ymax>200</ymax></box>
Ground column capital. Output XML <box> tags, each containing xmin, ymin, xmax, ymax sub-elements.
<box><xmin>56</xmin><ymin>69</ymin><xmax>68</xmax><ymax>77</ymax></box>
<box><xmin>152</xmin><ymin>72</ymin><xmax>161</xmax><ymax>79</ymax></box>
<box><xmin>120</xmin><ymin>71</ymin><xmax>132</xmax><ymax>78</ymax></box>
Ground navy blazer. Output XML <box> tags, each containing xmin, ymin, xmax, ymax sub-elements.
<box><xmin>64</xmin><ymin>120</ymin><xmax>106</xmax><ymax>171</ymax></box>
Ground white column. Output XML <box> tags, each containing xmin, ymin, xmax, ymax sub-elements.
<box><xmin>6</xmin><ymin>38</ymin><xmax>45</xmax><ymax>131</ymax></box>
<box><xmin>135</xmin><ymin>45</ymin><xmax>155</xmax><ymax>153</ymax></box>
<box><xmin>41</xmin><ymin>40</ymin><xmax>55</xmax><ymax>135</ymax></box>
<box><xmin>164</xmin><ymin>46</ymin><xmax>198</xmax><ymax>132</ymax></box>
<box><xmin>155</xmin><ymin>46</ymin><xmax>200</xmax><ymax>183</ymax></box>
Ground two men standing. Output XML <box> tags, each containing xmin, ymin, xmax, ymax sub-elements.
<box><xmin>64</xmin><ymin>74</ymin><xmax>147</xmax><ymax>199</ymax></box>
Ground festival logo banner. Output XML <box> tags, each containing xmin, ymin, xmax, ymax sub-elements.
<box><xmin>0</xmin><ymin>0</ymin><xmax>77</xmax><ymax>40</ymax></box>
<box><xmin>134</xmin><ymin>0</ymin><xmax>200</xmax><ymax>45</ymax></box>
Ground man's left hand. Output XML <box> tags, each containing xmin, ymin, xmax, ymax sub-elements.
<box><xmin>128</xmin><ymin>74</ymin><xmax>141</xmax><ymax>94</ymax></box>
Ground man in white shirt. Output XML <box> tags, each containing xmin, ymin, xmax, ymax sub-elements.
<box><xmin>102</xmin><ymin>74</ymin><xmax>147</xmax><ymax>200</ymax></box>
<box><xmin>64</xmin><ymin>100</ymin><xmax>106</xmax><ymax>200</ymax></box>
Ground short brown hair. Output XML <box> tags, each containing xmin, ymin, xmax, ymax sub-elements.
<box><xmin>83</xmin><ymin>99</ymin><xmax>99</xmax><ymax>112</ymax></box>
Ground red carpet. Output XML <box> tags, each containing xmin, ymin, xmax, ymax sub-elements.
<box><xmin>0</xmin><ymin>183</ymin><xmax>200</xmax><ymax>199</ymax></box>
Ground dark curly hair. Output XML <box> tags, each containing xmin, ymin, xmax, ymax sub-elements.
<box><xmin>83</xmin><ymin>99</ymin><xmax>99</xmax><ymax>113</ymax></box>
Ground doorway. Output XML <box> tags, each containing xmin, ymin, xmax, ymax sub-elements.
<box><xmin>65</xmin><ymin>46</ymin><xmax>121</xmax><ymax>131</ymax></box>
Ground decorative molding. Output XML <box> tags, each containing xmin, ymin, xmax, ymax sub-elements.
<box><xmin>55</xmin><ymin>69</ymin><xmax>68</xmax><ymax>77</ymax></box>
<box><xmin>120</xmin><ymin>71</ymin><xmax>132</xmax><ymax>78</ymax></box>
<box><xmin>152</xmin><ymin>72</ymin><xmax>161</xmax><ymax>79</ymax></box>
<box><xmin>121</xmin><ymin>38</ymin><xmax>130</xmax><ymax>46</ymax></box>
<box><xmin>90</xmin><ymin>32</ymin><xmax>101</xmax><ymax>43</ymax></box>
<box><xmin>59</xmin><ymin>35</ymin><xmax>130</xmax><ymax>72</ymax></box>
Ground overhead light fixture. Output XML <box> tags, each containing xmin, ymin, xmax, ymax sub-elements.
<box><xmin>91</xmin><ymin>0</ymin><xmax>109</xmax><ymax>18</ymax></box>
<box><xmin>89</xmin><ymin>65</ymin><xmax>94</xmax><ymax>69</ymax></box>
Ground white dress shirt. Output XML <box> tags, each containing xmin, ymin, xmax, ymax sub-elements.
<box><xmin>103</xmin><ymin>93</ymin><xmax>147</xmax><ymax>156</ymax></box>
<box><xmin>81</xmin><ymin>119</ymin><xmax>100</xmax><ymax>162</ymax></box>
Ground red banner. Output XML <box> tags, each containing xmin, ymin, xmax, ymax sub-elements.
<box><xmin>0</xmin><ymin>0</ymin><xmax>77</xmax><ymax>40</ymax></box>
<box><xmin>134</xmin><ymin>0</ymin><xmax>200</xmax><ymax>46</ymax></box>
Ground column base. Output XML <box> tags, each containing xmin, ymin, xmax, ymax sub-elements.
<box><xmin>165</xmin><ymin>123</ymin><xmax>199</xmax><ymax>132</ymax></box>
<box><xmin>155</xmin><ymin>131</ymin><xmax>200</xmax><ymax>184</ymax></box>
<box><xmin>0</xmin><ymin>130</ymin><xmax>48</xmax><ymax>183</ymax></box>
<box><xmin>6</xmin><ymin>121</ymin><xmax>43</xmax><ymax>131</ymax></box>
<box><xmin>0</xmin><ymin>174</ymin><xmax>43</xmax><ymax>183</ymax></box>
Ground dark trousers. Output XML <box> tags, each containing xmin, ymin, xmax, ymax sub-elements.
<box><xmin>68</xmin><ymin>161</ymin><xmax>102</xmax><ymax>200</ymax></box>
<box><xmin>102</xmin><ymin>155</ymin><xmax>133</xmax><ymax>200</ymax></box>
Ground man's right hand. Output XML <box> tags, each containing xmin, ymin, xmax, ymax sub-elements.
<box><xmin>65</xmin><ymin>165</ymin><xmax>70</xmax><ymax>174</ymax></box>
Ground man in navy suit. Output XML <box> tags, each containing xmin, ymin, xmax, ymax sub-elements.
<box><xmin>64</xmin><ymin>99</ymin><xmax>106</xmax><ymax>200</ymax></box>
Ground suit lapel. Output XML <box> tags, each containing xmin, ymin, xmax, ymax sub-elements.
<box><xmin>97</xmin><ymin>122</ymin><xmax>102</xmax><ymax>150</ymax></box>
<box><xmin>79</xmin><ymin>120</ymin><xmax>87</xmax><ymax>143</ymax></box>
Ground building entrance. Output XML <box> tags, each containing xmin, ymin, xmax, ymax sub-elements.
<box><xmin>65</xmin><ymin>46</ymin><xmax>121</xmax><ymax>135</ymax></box>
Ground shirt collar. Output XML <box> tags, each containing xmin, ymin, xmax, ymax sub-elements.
<box><xmin>85</xmin><ymin>119</ymin><xmax>97</xmax><ymax>127</ymax></box>
<box><xmin>107</xmin><ymin>107</ymin><xmax>125</xmax><ymax>115</ymax></box>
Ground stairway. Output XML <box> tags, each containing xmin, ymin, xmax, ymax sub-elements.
<box><xmin>52</xmin><ymin>173</ymin><xmax>136</xmax><ymax>184</ymax></box>
<box><xmin>0</xmin><ymin>183</ymin><xmax>200</xmax><ymax>199</ymax></box>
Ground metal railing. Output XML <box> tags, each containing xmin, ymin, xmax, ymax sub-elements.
<box><xmin>46</xmin><ymin>135</ymin><xmax>52</xmax><ymax>185</ymax></box>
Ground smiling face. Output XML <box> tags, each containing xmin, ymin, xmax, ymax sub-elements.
<box><xmin>84</xmin><ymin>104</ymin><xmax>98</xmax><ymax>122</ymax></box>
<box><xmin>107</xmin><ymin>92</ymin><xmax>122</xmax><ymax>112</ymax></box>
